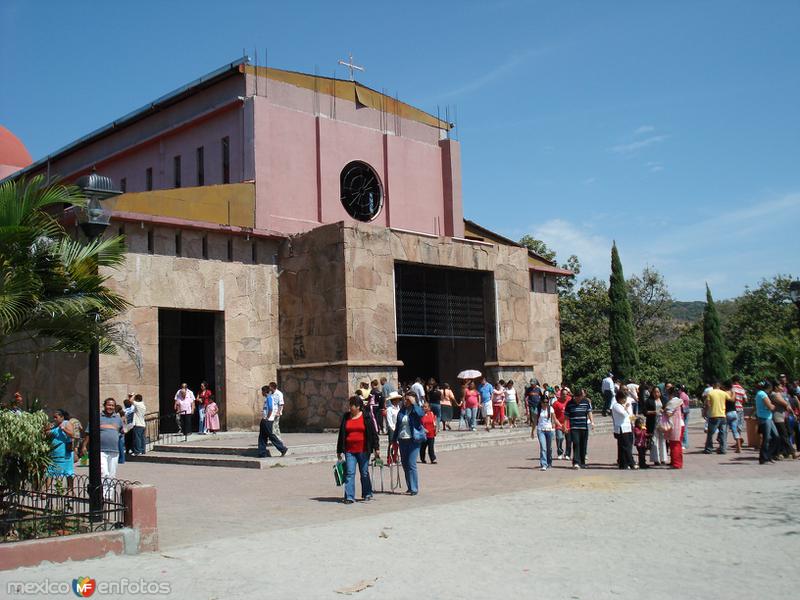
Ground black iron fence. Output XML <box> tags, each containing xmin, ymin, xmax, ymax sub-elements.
<box><xmin>0</xmin><ymin>474</ymin><xmax>136</xmax><ymax>543</ymax></box>
<box><xmin>144</xmin><ymin>412</ymin><xmax>188</xmax><ymax>451</ymax></box>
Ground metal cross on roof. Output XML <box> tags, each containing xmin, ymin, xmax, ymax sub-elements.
<box><xmin>338</xmin><ymin>52</ymin><xmax>365</xmax><ymax>81</ymax></box>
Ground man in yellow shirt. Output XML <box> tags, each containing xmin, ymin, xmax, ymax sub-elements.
<box><xmin>704</xmin><ymin>381</ymin><xmax>730</xmax><ymax>454</ymax></box>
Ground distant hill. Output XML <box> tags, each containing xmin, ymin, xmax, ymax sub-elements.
<box><xmin>669</xmin><ymin>301</ymin><xmax>705</xmax><ymax>322</ymax></box>
<box><xmin>669</xmin><ymin>299</ymin><xmax>737</xmax><ymax>323</ymax></box>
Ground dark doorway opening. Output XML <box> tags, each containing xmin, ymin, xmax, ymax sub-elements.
<box><xmin>158</xmin><ymin>309</ymin><xmax>225</xmax><ymax>432</ymax></box>
<box><xmin>395</xmin><ymin>263</ymin><xmax>496</xmax><ymax>392</ymax></box>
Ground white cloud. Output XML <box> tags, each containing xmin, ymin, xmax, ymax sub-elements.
<box><xmin>634</xmin><ymin>125</ymin><xmax>655</xmax><ymax>136</ymax></box>
<box><xmin>583</xmin><ymin>177</ymin><xmax>596</xmax><ymax>184</ymax></box>
<box><xmin>530</xmin><ymin>218</ymin><xmax>612</xmax><ymax>278</ymax></box>
<box><xmin>535</xmin><ymin>192</ymin><xmax>800</xmax><ymax>299</ymax></box>
<box><xmin>610</xmin><ymin>134</ymin><xmax>669</xmax><ymax>154</ymax></box>
<box><xmin>434</xmin><ymin>46</ymin><xmax>554</xmax><ymax>100</ymax></box>
<box><xmin>646</xmin><ymin>161</ymin><xmax>664</xmax><ymax>173</ymax></box>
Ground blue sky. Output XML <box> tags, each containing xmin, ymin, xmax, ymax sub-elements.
<box><xmin>2</xmin><ymin>0</ymin><xmax>798</xmax><ymax>300</ymax></box>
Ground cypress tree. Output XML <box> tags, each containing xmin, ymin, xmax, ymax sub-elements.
<box><xmin>608</xmin><ymin>242</ymin><xmax>639</xmax><ymax>379</ymax></box>
<box><xmin>702</xmin><ymin>284</ymin><xmax>729</xmax><ymax>383</ymax></box>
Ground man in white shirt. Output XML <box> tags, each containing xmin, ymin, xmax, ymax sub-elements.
<box><xmin>384</xmin><ymin>392</ymin><xmax>402</xmax><ymax>455</ymax></box>
<box><xmin>611</xmin><ymin>389</ymin><xmax>635</xmax><ymax>469</ymax></box>
<box><xmin>174</xmin><ymin>384</ymin><xmax>195</xmax><ymax>436</ymax></box>
<box><xmin>132</xmin><ymin>393</ymin><xmax>147</xmax><ymax>456</ymax></box>
<box><xmin>411</xmin><ymin>378</ymin><xmax>426</xmax><ymax>403</ymax></box>
<box><xmin>626</xmin><ymin>380</ymin><xmax>639</xmax><ymax>414</ymax></box>
<box><xmin>269</xmin><ymin>382</ymin><xmax>285</xmax><ymax>438</ymax></box>
<box><xmin>601</xmin><ymin>373</ymin><xmax>615</xmax><ymax>417</ymax></box>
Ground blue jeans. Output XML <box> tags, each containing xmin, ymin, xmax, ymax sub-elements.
<box><xmin>726</xmin><ymin>410</ymin><xmax>741</xmax><ymax>440</ymax></box>
<box><xmin>398</xmin><ymin>439</ymin><xmax>420</xmax><ymax>493</ymax></box>
<box><xmin>705</xmin><ymin>417</ymin><xmax>727</xmax><ymax>453</ymax></box>
<box><xmin>133</xmin><ymin>425</ymin><xmax>146</xmax><ymax>455</ymax></box>
<box><xmin>758</xmin><ymin>418</ymin><xmax>779</xmax><ymax>463</ymax></box>
<box><xmin>344</xmin><ymin>452</ymin><xmax>373</xmax><ymax>501</ymax></box>
<box><xmin>198</xmin><ymin>407</ymin><xmax>206</xmax><ymax>433</ymax></box>
<box><xmin>463</xmin><ymin>407</ymin><xmax>477</xmax><ymax>430</ymax></box>
<box><xmin>537</xmin><ymin>429</ymin><xmax>553</xmax><ymax>467</ymax></box>
<box><xmin>682</xmin><ymin>410</ymin><xmax>689</xmax><ymax>447</ymax></box>
<box><xmin>257</xmin><ymin>419</ymin><xmax>287</xmax><ymax>456</ymax></box>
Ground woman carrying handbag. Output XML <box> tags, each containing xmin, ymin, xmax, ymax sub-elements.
<box><xmin>390</xmin><ymin>392</ymin><xmax>426</xmax><ymax>496</ymax></box>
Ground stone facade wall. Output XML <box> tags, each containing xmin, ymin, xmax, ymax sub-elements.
<box><xmin>278</xmin><ymin>223</ymin><xmax>347</xmax><ymax>366</ymax></box>
<box><xmin>100</xmin><ymin>225</ymin><xmax>281</xmax><ymax>430</ymax></box>
<box><xmin>275</xmin><ymin>223</ymin><xmax>559</xmax><ymax>428</ymax></box>
<box><xmin>5</xmin><ymin>224</ymin><xmax>281</xmax><ymax>429</ymax></box>
<box><xmin>529</xmin><ymin>292</ymin><xmax>563</xmax><ymax>386</ymax></box>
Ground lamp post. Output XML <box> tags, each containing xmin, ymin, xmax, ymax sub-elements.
<box><xmin>790</xmin><ymin>280</ymin><xmax>800</xmax><ymax>329</ymax></box>
<box><xmin>75</xmin><ymin>172</ymin><xmax>121</xmax><ymax>520</ymax></box>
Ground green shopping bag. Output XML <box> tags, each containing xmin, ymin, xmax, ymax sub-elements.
<box><xmin>333</xmin><ymin>460</ymin><xmax>346</xmax><ymax>486</ymax></box>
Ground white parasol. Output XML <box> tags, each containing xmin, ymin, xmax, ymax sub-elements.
<box><xmin>457</xmin><ymin>369</ymin><xmax>482</xmax><ymax>379</ymax></box>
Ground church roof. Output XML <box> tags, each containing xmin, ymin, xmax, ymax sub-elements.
<box><xmin>3</xmin><ymin>56</ymin><xmax>452</xmax><ymax>185</ymax></box>
<box><xmin>0</xmin><ymin>125</ymin><xmax>33</xmax><ymax>168</ymax></box>
<box><xmin>243</xmin><ymin>65</ymin><xmax>452</xmax><ymax>132</ymax></box>
<box><xmin>463</xmin><ymin>219</ymin><xmax>573</xmax><ymax>276</ymax></box>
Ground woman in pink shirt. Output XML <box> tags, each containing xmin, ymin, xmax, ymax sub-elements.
<box><xmin>461</xmin><ymin>381</ymin><xmax>480</xmax><ymax>431</ymax></box>
<box><xmin>491</xmin><ymin>381</ymin><xmax>506</xmax><ymax>429</ymax></box>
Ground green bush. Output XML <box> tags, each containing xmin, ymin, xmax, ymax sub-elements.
<box><xmin>0</xmin><ymin>409</ymin><xmax>51</xmax><ymax>493</ymax></box>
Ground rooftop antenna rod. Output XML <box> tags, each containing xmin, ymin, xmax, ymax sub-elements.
<box><xmin>445</xmin><ymin>105</ymin><xmax>450</xmax><ymax>140</ymax></box>
<box><xmin>265</xmin><ymin>47</ymin><xmax>268</xmax><ymax>97</ymax></box>
<box><xmin>332</xmin><ymin>71</ymin><xmax>337</xmax><ymax>120</ymax></box>
<box><xmin>454</xmin><ymin>104</ymin><xmax>459</xmax><ymax>141</ymax></box>
<box><xmin>313</xmin><ymin>64</ymin><xmax>319</xmax><ymax>115</ymax></box>
<box><xmin>254</xmin><ymin>47</ymin><xmax>258</xmax><ymax>96</ymax></box>
<box><xmin>338</xmin><ymin>52</ymin><xmax>364</xmax><ymax>81</ymax></box>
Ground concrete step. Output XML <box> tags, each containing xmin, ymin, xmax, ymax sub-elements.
<box><xmin>132</xmin><ymin>423</ymin><xmax>616</xmax><ymax>469</ymax></box>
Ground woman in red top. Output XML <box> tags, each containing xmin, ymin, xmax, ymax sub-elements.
<box><xmin>336</xmin><ymin>396</ymin><xmax>380</xmax><ymax>504</ymax></box>
<box><xmin>420</xmin><ymin>402</ymin><xmax>438</xmax><ymax>464</ymax></box>
<box><xmin>553</xmin><ymin>388</ymin><xmax>571</xmax><ymax>460</ymax></box>
<box><xmin>196</xmin><ymin>381</ymin><xmax>212</xmax><ymax>435</ymax></box>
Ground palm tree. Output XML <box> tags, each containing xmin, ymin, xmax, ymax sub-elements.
<box><xmin>0</xmin><ymin>176</ymin><xmax>130</xmax><ymax>358</ymax></box>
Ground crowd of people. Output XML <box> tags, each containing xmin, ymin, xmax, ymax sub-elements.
<box><xmin>334</xmin><ymin>371</ymin><xmax>800</xmax><ymax>502</ymax></box>
<box><xmin>12</xmin><ymin>367</ymin><xmax>799</xmax><ymax>507</ymax></box>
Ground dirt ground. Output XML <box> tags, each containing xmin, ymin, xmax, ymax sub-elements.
<box><xmin>2</xmin><ymin>425</ymin><xmax>799</xmax><ymax>599</ymax></box>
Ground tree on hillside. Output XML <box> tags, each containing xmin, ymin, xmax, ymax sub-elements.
<box><xmin>608</xmin><ymin>242</ymin><xmax>639</xmax><ymax>379</ymax></box>
<box><xmin>702</xmin><ymin>284</ymin><xmax>729</xmax><ymax>384</ymax></box>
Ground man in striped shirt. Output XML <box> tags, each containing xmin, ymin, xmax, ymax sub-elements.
<box><xmin>565</xmin><ymin>389</ymin><xmax>594</xmax><ymax>469</ymax></box>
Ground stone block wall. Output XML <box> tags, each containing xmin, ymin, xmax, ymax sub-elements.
<box><xmin>278</xmin><ymin>223</ymin><xmax>348</xmax><ymax>366</ymax></box>
<box><xmin>529</xmin><ymin>292</ymin><xmax>563</xmax><ymax>386</ymax></box>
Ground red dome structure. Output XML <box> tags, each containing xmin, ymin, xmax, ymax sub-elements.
<box><xmin>0</xmin><ymin>125</ymin><xmax>33</xmax><ymax>179</ymax></box>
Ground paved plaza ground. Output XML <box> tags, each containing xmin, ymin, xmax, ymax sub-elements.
<box><xmin>3</xmin><ymin>422</ymin><xmax>799</xmax><ymax>599</ymax></box>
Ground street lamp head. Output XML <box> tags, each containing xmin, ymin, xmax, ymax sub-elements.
<box><xmin>789</xmin><ymin>280</ymin><xmax>800</xmax><ymax>306</ymax></box>
<box><xmin>75</xmin><ymin>171</ymin><xmax>122</xmax><ymax>240</ymax></box>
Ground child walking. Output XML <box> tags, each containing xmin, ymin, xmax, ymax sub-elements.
<box><xmin>204</xmin><ymin>396</ymin><xmax>220</xmax><ymax>434</ymax></box>
<box><xmin>420</xmin><ymin>402</ymin><xmax>437</xmax><ymax>464</ymax></box>
<box><xmin>634</xmin><ymin>417</ymin><xmax>649</xmax><ymax>469</ymax></box>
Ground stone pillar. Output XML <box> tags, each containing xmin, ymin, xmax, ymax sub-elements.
<box><xmin>123</xmin><ymin>484</ymin><xmax>158</xmax><ymax>553</ymax></box>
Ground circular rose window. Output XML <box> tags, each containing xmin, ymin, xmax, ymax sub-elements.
<box><xmin>340</xmin><ymin>161</ymin><xmax>383</xmax><ymax>222</ymax></box>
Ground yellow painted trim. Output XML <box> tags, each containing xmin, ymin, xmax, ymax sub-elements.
<box><xmin>243</xmin><ymin>65</ymin><xmax>451</xmax><ymax>131</ymax></box>
<box><xmin>115</xmin><ymin>183</ymin><xmax>255</xmax><ymax>228</ymax></box>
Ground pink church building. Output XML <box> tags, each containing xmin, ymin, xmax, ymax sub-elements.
<box><xmin>2</xmin><ymin>57</ymin><xmax>568</xmax><ymax>431</ymax></box>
